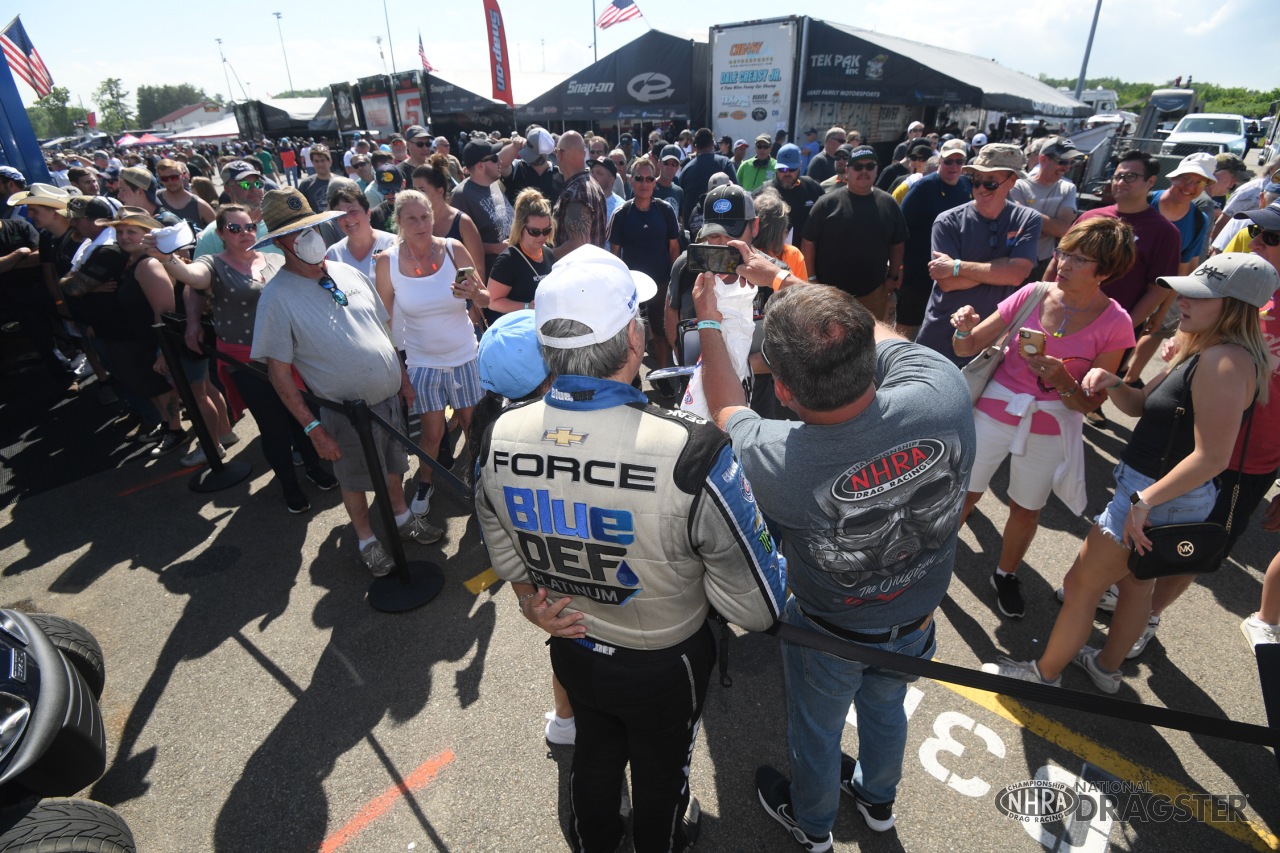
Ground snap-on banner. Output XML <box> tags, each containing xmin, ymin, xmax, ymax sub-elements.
<box><xmin>483</xmin><ymin>0</ymin><xmax>513</xmax><ymax>107</ymax></box>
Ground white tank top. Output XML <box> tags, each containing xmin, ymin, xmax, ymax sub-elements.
<box><xmin>386</xmin><ymin>241</ymin><xmax>477</xmax><ymax>369</ymax></box>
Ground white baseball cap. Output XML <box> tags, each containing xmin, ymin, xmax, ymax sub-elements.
<box><xmin>1167</xmin><ymin>152</ymin><xmax>1216</xmax><ymax>183</ymax></box>
<box><xmin>535</xmin><ymin>245</ymin><xmax>657</xmax><ymax>349</ymax></box>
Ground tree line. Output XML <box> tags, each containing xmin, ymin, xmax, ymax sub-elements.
<box><xmin>1039</xmin><ymin>75</ymin><xmax>1280</xmax><ymax>118</ymax></box>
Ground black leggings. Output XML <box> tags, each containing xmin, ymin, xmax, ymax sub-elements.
<box><xmin>228</xmin><ymin>364</ymin><xmax>320</xmax><ymax>491</ymax></box>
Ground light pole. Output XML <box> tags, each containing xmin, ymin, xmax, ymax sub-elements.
<box><xmin>1073</xmin><ymin>0</ymin><xmax>1104</xmax><ymax>102</ymax></box>
<box><xmin>273</xmin><ymin>13</ymin><xmax>295</xmax><ymax>95</ymax></box>
<box><xmin>215</xmin><ymin>38</ymin><xmax>235</xmax><ymax>104</ymax></box>
<box><xmin>382</xmin><ymin>0</ymin><xmax>397</xmax><ymax>73</ymax></box>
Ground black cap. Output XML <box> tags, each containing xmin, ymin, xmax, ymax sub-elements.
<box><xmin>702</xmin><ymin>184</ymin><xmax>756</xmax><ymax>238</ymax></box>
<box><xmin>463</xmin><ymin>140</ymin><xmax>501</xmax><ymax>169</ymax></box>
<box><xmin>375</xmin><ymin>164</ymin><xmax>404</xmax><ymax>193</ymax></box>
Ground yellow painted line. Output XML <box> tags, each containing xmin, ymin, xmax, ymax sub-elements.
<box><xmin>464</xmin><ymin>567</ymin><xmax>501</xmax><ymax>595</ymax></box>
<box><xmin>939</xmin><ymin>677</ymin><xmax>1279</xmax><ymax>852</ymax></box>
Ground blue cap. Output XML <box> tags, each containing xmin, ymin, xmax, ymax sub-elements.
<box><xmin>775</xmin><ymin>143</ymin><xmax>802</xmax><ymax>172</ymax></box>
<box><xmin>660</xmin><ymin>144</ymin><xmax>683</xmax><ymax>163</ymax></box>
<box><xmin>477</xmin><ymin>310</ymin><xmax>551</xmax><ymax>399</ymax></box>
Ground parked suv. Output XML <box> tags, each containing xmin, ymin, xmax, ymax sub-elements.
<box><xmin>1160</xmin><ymin>113</ymin><xmax>1250</xmax><ymax>158</ymax></box>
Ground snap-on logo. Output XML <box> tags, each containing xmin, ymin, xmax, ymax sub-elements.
<box><xmin>567</xmin><ymin>80</ymin><xmax>614</xmax><ymax>96</ymax></box>
<box><xmin>833</xmin><ymin>439</ymin><xmax>943</xmax><ymax>501</ymax></box>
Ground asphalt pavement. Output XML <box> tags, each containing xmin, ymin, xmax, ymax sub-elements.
<box><xmin>1</xmin><ymin>355</ymin><xmax>1278</xmax><ymax>853</ymax></box>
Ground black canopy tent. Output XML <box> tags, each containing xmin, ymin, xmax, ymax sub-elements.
<box><xmin>519</xmin><ymin>30</ymin><xmax>708</xmax><ymax>133</ymax></box>
<box><xmin>800</xmin><ymin>21</ymin><xmax>1090</xmax><ymax>119</ymax></box>
<box><xmin>426</xmin><ymin>73</ymin><xmax>515</xmax><ymax>141</ymax></box>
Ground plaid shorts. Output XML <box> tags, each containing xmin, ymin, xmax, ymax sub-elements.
<box><xmin>408</xmin><ymin>360</ymin><xmax>485</xmax><ymax>414</ymax></box>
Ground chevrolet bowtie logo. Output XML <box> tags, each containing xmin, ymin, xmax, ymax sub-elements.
<box><xmin>543</xmin><ymin>427</ymin><xmax>588</xmax><ymax>447</ymax></box>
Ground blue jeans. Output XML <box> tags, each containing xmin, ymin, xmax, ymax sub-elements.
<box><xmin>781</xmin><ymin>595</ymin><xmax>936</xmax><ymax>836</ymax></box>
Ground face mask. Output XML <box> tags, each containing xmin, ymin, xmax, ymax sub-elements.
<box><xmin>291</xmin><ymin>228</ymin><xmax>326</xmax><ymax>265</ymax></box>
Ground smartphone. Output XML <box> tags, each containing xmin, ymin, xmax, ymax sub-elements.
<box><xmin>1018</xmin><ymin>328</ymin><xmax>1046</xmax><ymax>358</ymax></box>
<box><xmin>454</xmin><ymin>266</ymin><xmax>474</xmax><ymax>285</ymax></box>
<box><xmin>686</xmin><ymin>243</ymin><xmax>740</xmax><ymax>276</ymax></box>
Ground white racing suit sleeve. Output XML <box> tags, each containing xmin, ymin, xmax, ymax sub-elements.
<box><xmin>476</xmin><ymin>470</ymin><xmax>532</xmax><ymax>585</ymax></box>
<box><xmin>690</xmin><ymin>444</ymin><xmax>786</xmax><ymax>631</ymax></box>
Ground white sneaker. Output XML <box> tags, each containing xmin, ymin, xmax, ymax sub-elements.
<box><xmin>981</xmin><ymin>657</ymin><xmax>1061</xmax><ymax>687</ymax></box>
<box><xmin>1241</xmin><ymin>614</ymin><xmax>1280</xmax><ymax>648</ymax></box>
<box><xmin>1055</xmin><ymin>583</ymin><xmax>1118</xmax><ymax>612</ymax></box>
<box><xmin>1125</xmin><ymin>615</ymin><xmax>1160</xmax><ymax>660</ymax></box>
<box><xmin>410</xmin><ymin>481</ymin><xmax>434</xmax><ymax>517</ymax></box>
<box><xmin>180</xmin><ymin>443</ymin><xmax>226</xmax><ymax>468</ymax></box>
<box><xmin>1072</xmin><ymin>646</ymin><xmax>1122</xmax><ymax>694</ymax></box>
<box><xmin>544</xmin><ymin>711</ymin><xmax>576</xmax><ymax>745</ymax></box>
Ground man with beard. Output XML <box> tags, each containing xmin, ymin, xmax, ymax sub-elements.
<box><xmin>761</xmin><ymin>144</ymin><xmax>823</xmax><ymax>247</ymax></box>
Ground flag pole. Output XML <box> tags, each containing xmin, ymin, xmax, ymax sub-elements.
<box><xmin>592</xmin><ymin>0</ymin><xmax>598</xmax><ymax>62</ymax></box>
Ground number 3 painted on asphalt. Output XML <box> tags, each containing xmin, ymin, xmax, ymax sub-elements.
<box><xmin>918</xmin><ymin>711</ymin><xmax>1007</xmax><ymax>797</ymax></box>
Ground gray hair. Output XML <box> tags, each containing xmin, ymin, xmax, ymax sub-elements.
<box><xmin>751</xmin><ymin>188</ymin><xmax>790</xmax><ymax>257</ymax></box>
<box><xmin>540</xmin><ymin>318</ymin><xmax>634</xmax><ymax>378</ymax></box>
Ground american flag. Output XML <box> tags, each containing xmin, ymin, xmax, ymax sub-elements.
<box><xmin>2</xmin><ymin>16</ymin><xmax>53</xmax><ymax>98</ymax></box>
<box><xmin>418</xmin><ymin>32</ymin><xmax>435</xmax><ymax>73</ymax></box>
<box><xmin>596</xmin><ymin>0</ymin><xmax>642</xmax><ymax>30</ymax></box>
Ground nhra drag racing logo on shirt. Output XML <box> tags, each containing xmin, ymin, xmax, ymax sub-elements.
<box><xmin>833</xmin><ymin>438</ymin><xmax>945</xmax><ymax>500</ymax></box>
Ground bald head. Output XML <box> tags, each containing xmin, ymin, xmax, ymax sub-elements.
<box><xmin>557</xmin><ymin>131</ymin><xmax>587</xmax><ymax>173</ymax></box>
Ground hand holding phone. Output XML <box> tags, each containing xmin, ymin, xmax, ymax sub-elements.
<box><xmin>1018</xmin><ymin>328</ymin><xmax>1046</xmax><ymax>358</ymax></box>
<box><xmin>687</xmin><ymin>243</ymin><xmax>740</xmax><ymax>276</ymax></box>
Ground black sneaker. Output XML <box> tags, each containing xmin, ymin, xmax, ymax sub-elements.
<box><xmin>839</xmin><ymin>754</ymin><xmax>895</xmax><ymax>832</ymax></box>
<box><xmin>682</xmin><ymin>797</ymin><xmax>701</xmax><ymax>848</ymax></box>
<box><xmin>130</xmin><ymin>422</ymin><xmax>165</xmax><ymax>443</ymax></box>
<box><xmin>990</xmin><ymin>570</ymin><xmax>1025</xmax><ymax>618</ymax></box>
<box><xmin>149</xmin><ymin>429</ymin><xmax>188</xmax><ymax>457</ymax></box>
<box><xmin>755</xmin><ymin>765</ymin><xmax>832</xmax><ymax>852</ymax></box>
<box><xmin>305</xmin><ymin>466</ymin><xmax>338</xmax><ymax>491</ymax></box>
<box><xmin>284</xmin><ymin>485</ymin><xmax>311</xmax><ymax>514</ymax></box>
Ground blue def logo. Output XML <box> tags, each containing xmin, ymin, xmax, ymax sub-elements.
<box><xmin>712</xmin><ymin>199</ymin><xmax>732</xmax><ymax>214</ymax></box>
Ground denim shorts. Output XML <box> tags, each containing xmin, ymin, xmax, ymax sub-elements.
<box><xmin>1094</xmin><ymin>460</ymin><xmax>1218</xmax><ymax>546</ymax></box>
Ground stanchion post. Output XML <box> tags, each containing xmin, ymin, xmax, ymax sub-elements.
<box><xmin>153</xmin><ymin>323</ymin><xmax>252</xmax><ymax>492</ymax></box>
<box><xmin>347</xmin><ymin>399</ymin><xmax>444</xmax><ymax>612</ymax></box>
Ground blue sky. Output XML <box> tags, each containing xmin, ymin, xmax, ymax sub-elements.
<box><xmin>12</xmin><ymin>0</ymin><xmax>1274</xmax><ymax>113</ymax></box>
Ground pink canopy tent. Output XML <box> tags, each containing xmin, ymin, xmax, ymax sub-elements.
<box><xmin>136</xmin><ymin>133</ymin><xmax>167</xmax><ymax>145</ymax></box>
<box><xmin>115</xmin><ymin>133</ymin><xmax>140</xmax><ymax>146</ymax></box>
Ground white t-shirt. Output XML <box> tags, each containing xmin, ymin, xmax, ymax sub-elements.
<box><xmin>325</xmin><ymin>230</ymin><xmax>397</xmax><ymax>281</ymax></box>
<box><xmin>385</xmin><ymin>242</ymin><xmax>477</xmax><ymax>369</ymax></box>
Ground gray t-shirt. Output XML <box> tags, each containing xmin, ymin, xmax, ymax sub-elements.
<box><xmin>250</xmin><ymin>263</ymin><xmax>401</xmax><ymax>405</ymax></box>
<box><xmin>1009</xmin><ymin>177</ymin><xmax>1077</xmax><ymax>261</ymax></box>
<box><xmin>726</xmin><ymin>339</ymin><xmax>975</xmax><ymax>628</ymax></box>
<box><xmin>452</xmin><ymin>177</ymin><xmax>514</xmax><ymax>274</ymax></box>
<box><xmin>198</xmin><ymin>253</ymin><xmax>284</xmax><ymax>345</ymax></box>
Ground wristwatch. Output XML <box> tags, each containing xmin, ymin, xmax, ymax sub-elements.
<box><xmin>1130</xmin><ymin>491</ymin><xmax>1151</xmax><ymax>510</ymax></box>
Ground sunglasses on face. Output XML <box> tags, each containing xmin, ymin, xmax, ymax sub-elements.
<box><xmin>159</xmin><ymin>174</ymin><xmax>183</xmax><ymax>183</ymax></box>
<box><xmin>831</xmin><ymin>137</ymin><xmax>847</xmax><ymax>144</ymax></box>
<box><xmin>1248</xmin><ymin>224</ymin><xmax>1280</xmax><ymax>247</ymax></box>
<box><xmin>317</xmin><ymin>275</ymin><xmax>348</xmax><ymax>307</ymax></box>
<box><xmin>834</xmin><ymin>154</ymin><xmax>850</xmax><ymax>161</ymax></box>
<box><xmin>411</xmin><ymin>141</ymin><xmax>431</xmax><ymax>148</ymax></box>
<box><xmin>524</xmin><ymin>226</ymin><xmax>553</xmax><ymax>238</ymax></box>
<box><xmin>1053</xmin><ymin>158</ymin><xmax>1073</xmax><ymax>167</ymax></box>
<box><xmin>633</xmin><ymin>175</ymin><xmax>656</xmax><ymax>183</ymax></box>
<box><xmin>971</xmin><ymin>176</ymin><xmax>1009</xmax><ymax>191</ymax></box>
<box><xmin>222</xmin><ymin>222</ymin><xmax>252</xmax><ymax>234</ymax></box>
<box><xmin>756</xmin><ymin>143</ymin><xmax>771</xmax><ymax>149</ymax></box>
<box><xmin>482</xmin><ymin>155</ymin><xmax>499</xmax><ymax>164</ymax></box>
<box><xmin>237</xmin><ymin>179</ymin><xmax>264</xmax><ymax>190</ymax></box>
<box><xmin>849</xmin><ymin>161</ymin><xmax>876</xmax><ymax>172</ymax></box>
<box><xmin>941</xmin><ymin>157</ymin><xmax>966</xmax><ymax>166</ymax></box>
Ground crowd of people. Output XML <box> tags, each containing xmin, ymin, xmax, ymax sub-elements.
<box><xmin>3</xmin><ymin>116</ymin><xmax>1280</xmax><ymax>853</ymax></box>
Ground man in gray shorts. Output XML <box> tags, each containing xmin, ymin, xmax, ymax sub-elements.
<box><xmin>250</xmin><ymin>188</ymin><xmax>443</xmax><ymax>576</ymax></box>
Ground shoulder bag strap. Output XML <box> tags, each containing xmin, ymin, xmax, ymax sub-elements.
<box><xmin>1153</xmin><ymin>355</ymin><xmax>1198</xmax><ymax>478</ymax></box>
<box><xmin>1224</xmin><ymin>398</ymin><xmax>1257</xmax><ymax>533</ymax></box>
<box><xmin>993</xmin><ymin>282</ymin><xmax>1050</xmax><ymax>353</ymax></box>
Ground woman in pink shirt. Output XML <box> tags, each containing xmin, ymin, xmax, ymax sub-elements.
<box><xmin>951</xmin><ymin>217</ymin><xmax>1137</xmax><ymax>618</ymax></box>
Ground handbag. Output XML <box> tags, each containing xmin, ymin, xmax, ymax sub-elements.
<box><xmin>1127</xmin><ymin>358</ymin><xmax>1253</xmax><ymax>580</ymax></box>
<box><xmin>959</xmin><ymin>283</ymin><xmax>1049</xmax><ymax>404</ymax></box>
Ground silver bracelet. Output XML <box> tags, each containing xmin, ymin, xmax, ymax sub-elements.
<box><xmin>517</xmin><ymin>592</ymin><xmax>537</xmax><ymax>608</ymax></box>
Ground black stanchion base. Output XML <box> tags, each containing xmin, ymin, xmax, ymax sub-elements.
<box><xmin>366</xmin><ymin>561</ymin><xmax>445</xmax><ymax>613</ymax></box>
<box><xmin>188</xmin><ymin>460</ymin><xmax>254</xmax><ymax>493</ymax></box>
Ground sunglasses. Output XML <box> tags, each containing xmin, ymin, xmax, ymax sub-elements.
<box><xmin>756</xmin><ymin>143</ymin><xmax>771</xmax><ymax>149</ymax></box>
<box><xmin>1053</xmin><ymin>248</ymin><xmax>1096</xmax><ymax>266</ymax></box>
<box><xmin>481</xmin><ymin>155</ymin><xmax>499</xmax><ymax>164</ymax></box>
<box><xmin>833</xmin><ymin>154</ymin><xmax>850</xmax><ymax>161</ymax></box>
<box><xmin>1248</xmin><ymin>224</ymin><xmax>1280</xmax><ymax>247</ymax></box>
<box><xmin>1053</xmin><ymin>158</ymin><xmax>1073</xmax><ymax>167</ymax></box>
<box><xmin>411</xmin><ymin>141</ymin><xmax>431</xmax><ymax>148</ymax></box>
<box><xmin>237</xmin><ymin>179</ymin><xmax>264</xmax><ymax>190</ymax></box>
<box><xmin>633</xmin><ymin>175</ymin><xmax>656</xmax><ymax>183</ymax></box>
<box><xmin>317</xmin><ymin>275</ymin><xmax>348</xmax><ymax>307</ymax></box>
<box><xmin>831</xmin><ymin>137</ymin><xmax>847</xmax><ymax>144</ymax></box>
<box><xmin>159</xmin><ymin>174</ymin><xmax>183</xmax><ymax>183</ymax></box>
<box><xmin>849</xmin><ymin>161</ymin><xmax>876</xmax><ymax>172</ymax></box>
<box><xmin>941</xmin><ymin>157</ymin><xmax>967</xmax><ymax>166</ymax></box>
<box><xmin>222</xmin><ymin>222</ymin><xmax>252</xmax><ymax>234</ymax></box>
<box><xmin>1112</xmin><ymin>172</ymin><xmax>1144</xmax><ymax>184</ymax></box>
<box><xmin>524</xmin><ymin>226</ymin><xmax>553</xmax><ymax>238</ymax></box>
<box><xmin>971</xmin><ymin>176</ymin><xmax>1010</xmax><ymax>191</ymax></box>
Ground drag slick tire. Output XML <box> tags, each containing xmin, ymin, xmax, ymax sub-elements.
<box><xmin>26</xmin><ymin>614</ymin><xmax>105</xmax><ymax>699</ymax></box>
<box><xmin>0</xmin><ymin>798</ymin><xmax>135</xmax><ymax>852</ymax></box>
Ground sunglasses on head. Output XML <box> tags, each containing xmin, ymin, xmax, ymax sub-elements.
<box><xmin>1248</xmin><ymin>224</ymin><xmax>1280</xmax><ymax>247</ymax></box>
<box><xmin>222</xmin><ymin>222</ymin><xmax>252</xmax><ymax>234</ymax></box>
<box><xmin>524</xmin><ymin>226</ymin><xmax>553</xmax><ymax>238</ymax></box>
<box><xmin>317</xmin><ymin>275</ymin><xmax>348</xmax><ymax>307</ymax></box>
<box><xmin>237</xmin><ymin>179</ymin><xmax>264</xmax><ymax>190</ymax></box>
<box><xmin>849</xmin><ymin>161</ymin><xmax>876</xmax><ymax>172</ymax></box>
